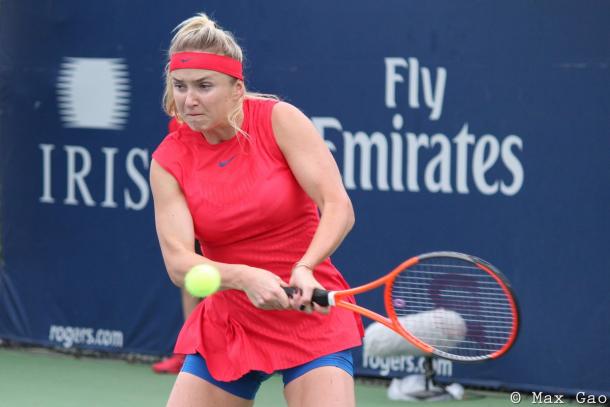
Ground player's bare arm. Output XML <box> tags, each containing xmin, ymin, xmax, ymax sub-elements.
<box><xmin>150</xmin><ymin>159</ymin><xmax>289</xmax><ymax>309</ymax></box>
<box><xmin>272</xmin><ymin>102</ymin><xmax>355</xmax><ymax>312</ymax></box>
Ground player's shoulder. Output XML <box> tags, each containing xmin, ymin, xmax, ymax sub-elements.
<box><xmin>244</xmin><ymin>97</ymin><xmax>280</xmax><ymax>121</ymax></box>
<box><xmin>271</xmin><ymin>100</ymin><xmax>298</xmax><ymax>114</ymax></box>
<box><xmin>271</xmin><ymin>100</ymin><xmax>310</xmax><ymax>130</ymax></box>
<box><xmin>163</xmin><ymin>123</ymin><xmax>199</xmax><ymax>145</ymax></box>
<box><xmin>155</xmin><ymin>132</ymin><xmax>182</xmax><ymax>152</ymax></box>
<box><xmin>154</xmin><ymin>126</ymin><xmax>197</xmax><ymax>159</ymax></box>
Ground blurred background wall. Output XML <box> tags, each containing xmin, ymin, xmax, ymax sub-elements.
<box><xmin>0</xmin><ymin>0</ymin><xmax>608</xmax><ymax>395</ymax></box>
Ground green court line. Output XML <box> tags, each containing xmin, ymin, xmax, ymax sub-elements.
<box><xmin>0</xmin><ymin>347</ymin><xmax>512</xmax><ymax>406</ymax></box>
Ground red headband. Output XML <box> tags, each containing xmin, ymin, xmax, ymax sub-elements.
<box><xmin>169</xmin><ymin>52</ymin><xmax>243</xmax><ymax>80</ymax></box>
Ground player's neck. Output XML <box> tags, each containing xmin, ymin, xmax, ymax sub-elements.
<box><xmin>203</xmin><ymin>110</ymin><xmax>244</xmax><ymax>144</ymax></box>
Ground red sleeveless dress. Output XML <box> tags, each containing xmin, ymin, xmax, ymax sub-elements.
<box><xmin>152</xmin><ymin>98</ymin><xmax>363</xmax><ymax>381</ymax></box>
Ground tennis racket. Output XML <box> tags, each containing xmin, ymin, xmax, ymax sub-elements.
<box><xmin>285</xmin><ymin>251</ymin><xmax>519</xmax><ymax>362</ymax></box>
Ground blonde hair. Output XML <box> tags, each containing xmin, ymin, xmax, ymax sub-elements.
<box><xmin>162</xmin><ymin>13</ymin><xmax>277</xmax><ymax>137</ymax></box>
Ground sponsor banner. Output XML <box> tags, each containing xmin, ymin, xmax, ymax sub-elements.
<box><xmin>49</xmin><ymin>325</ymin><xmax>124</xmax><ymax>349</ymax></box>
<box><xmin>359</xmin><ymin>354</ymin><xmax>454</xmax><ymax>379</ymax></box>
<box><xmin>1</xmin><ymin>0</ymin><xmax>609</xmax><ymax>395</ymax></box>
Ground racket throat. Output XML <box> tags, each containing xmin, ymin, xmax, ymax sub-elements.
<box><xmin>328</xmin><ymin>292</ymin><xmax>337</xmax><ymax>306</ymax></box>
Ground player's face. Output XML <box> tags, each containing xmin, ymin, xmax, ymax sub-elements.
<box><xmin>171</xmin><ymin>69</ymin><xmax>242</xmax><ymax>139</ymax></box>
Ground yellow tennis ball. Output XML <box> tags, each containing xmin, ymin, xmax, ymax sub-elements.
<box><xmin>184</xmin><ymin>264</ymin><xmax>221</xmax><ymax>297</ymax></box>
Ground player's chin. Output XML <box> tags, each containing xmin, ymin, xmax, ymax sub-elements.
<box><xmin>183</xmin><ymin>115</ymin><xmax>207</xmax><ymax>131</ymax></box>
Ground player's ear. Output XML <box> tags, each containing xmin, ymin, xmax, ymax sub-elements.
<box><xmin>232</xmin><ymin>79</ymin><xmax>245</xmax><ymax>100</ymax></box>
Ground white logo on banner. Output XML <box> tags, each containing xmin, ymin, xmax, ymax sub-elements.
<box><xmin>56</xmin><ymin>58</ymin><xmax>130</xmax><ymax>130</ymax></box>
<box><xmin>40</xmin><ymin>57</ymin><xmax>148</xmax><ymax>210</ymax></box>
<box><xmin>312</xmin><ymin>56</ymin><xmax>525</xmax><ymax>196</ymax></box>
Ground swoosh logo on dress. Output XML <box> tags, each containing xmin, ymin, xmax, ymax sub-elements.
<box><xmin>218</xmin><ymin>156</ymin><xmax>236</xmax><ymax>167</ymax></box>
<box><xmin>180</xmin><ymin>58</ymin><xmax>191</xmax><ymax>63</ymax></box>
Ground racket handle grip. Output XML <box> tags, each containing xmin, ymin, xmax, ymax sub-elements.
<box><xmin>312</xmin><ymin>288</ymin><xmax>330</xmax><ymax>306</ymax></box>
<box><xmin>283</xmin><ymin>287</ymin><xmax>330</xmax><ymax>307</ymax></box>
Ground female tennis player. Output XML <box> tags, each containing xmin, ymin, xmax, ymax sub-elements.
<box><xmin>150</xmin><ymin>13</ymin><xmax>363</xmax><ymax>407</ymax></box>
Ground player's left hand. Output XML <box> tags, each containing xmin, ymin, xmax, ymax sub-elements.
<box><xmin>289</xmin><ymin>264</ymin><xmax>330</xmax><ymax>314</ymax></box>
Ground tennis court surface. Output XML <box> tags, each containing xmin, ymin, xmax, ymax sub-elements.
<box><xmin>1</xmin><ymin>346</ymin><xmax>517</xmax><ymax>406</ymax></box>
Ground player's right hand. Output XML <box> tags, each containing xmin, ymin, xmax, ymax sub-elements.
<box><xmin>240</xmin><ymin>266</ymin><xmax>291</xmax><ymax>310</ymax></box>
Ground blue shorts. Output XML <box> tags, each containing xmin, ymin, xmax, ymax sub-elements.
<box><xmin>181</xmin><ymin>349</ymin><xmax>354</xmax><ymax>400</ymax></box>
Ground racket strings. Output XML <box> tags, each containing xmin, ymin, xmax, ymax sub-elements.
<box><xmin>390</xmin><ymin>257</ymin><xmax>516</xmax><ymax>361</ymax></box>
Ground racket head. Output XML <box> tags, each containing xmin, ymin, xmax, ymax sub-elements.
<box><xmin>385</xmin><ymin>251</ymin><xmax>519</xmax><ymax>362</ymax></box>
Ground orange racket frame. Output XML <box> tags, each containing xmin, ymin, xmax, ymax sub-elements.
<box><xmin>293</xmin><ymin>251</ymin><xmax>520</xmax><ymax>361</ymax></box>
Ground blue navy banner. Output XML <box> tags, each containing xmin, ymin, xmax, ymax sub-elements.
<box><xmin>1</xmin><ymin>0</ymin><xmax>608</xmax><ymax>396</ymax></box>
